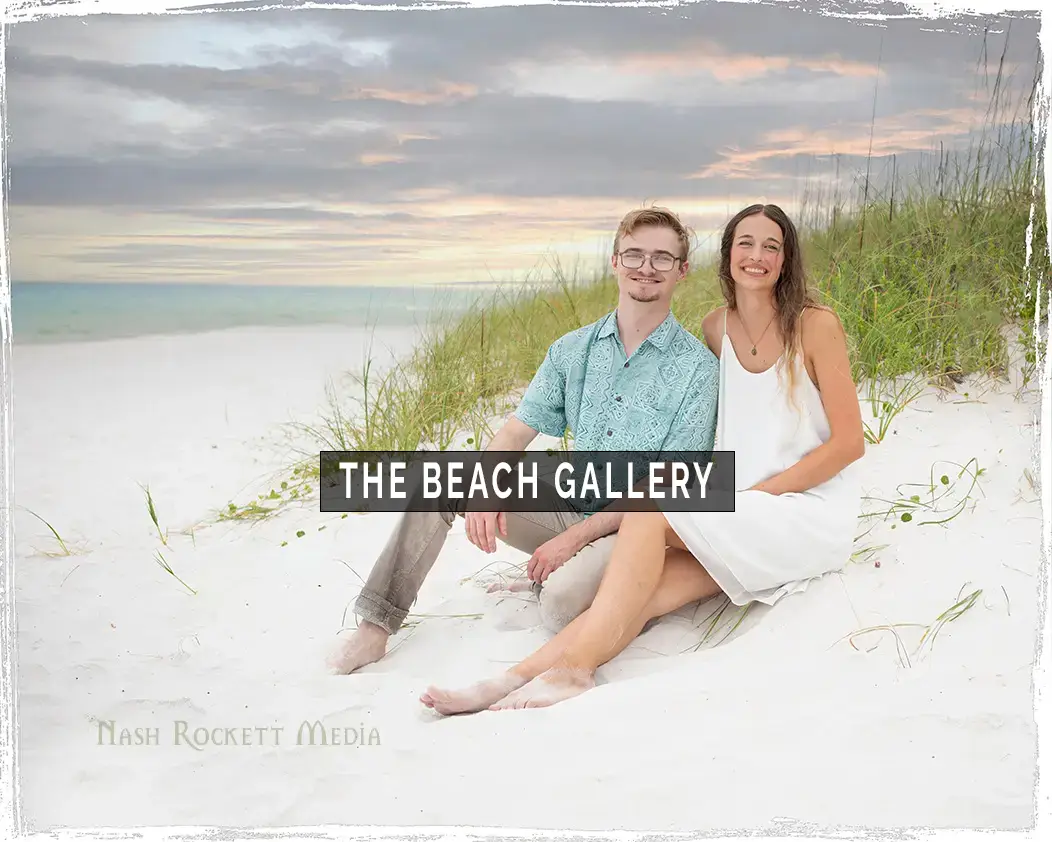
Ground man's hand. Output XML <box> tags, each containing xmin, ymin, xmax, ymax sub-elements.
<box><xmin>465</xmin><ymin>510</ymin><xmax>507</xmax><ymax>553</ymax></box>
<box><xmin>527</xmin><ymin>531</ymin><xmax>582</xmax><ymax>583</ymax></box>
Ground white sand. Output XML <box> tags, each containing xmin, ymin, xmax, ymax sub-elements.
<box><xmin>12</xmin><ymin>325</ymin><xmax>1043</xmax><ymax>832</ymax></box>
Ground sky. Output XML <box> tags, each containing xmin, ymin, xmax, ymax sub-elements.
<box><xmin>4</xmin><ymin>1</ymin><xmax>1042</xmax><ymax>287</ymax></box>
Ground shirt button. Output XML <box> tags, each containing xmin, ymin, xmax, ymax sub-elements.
<box><xmin>607</xmin><ymin>430</ymin><xmax>613</xmax><ymax>436</ymax></box>
<box><xmin>615</xmin><ymin>396</ymin><xmax>622</xmax><ymax>402</ymax></box>
<box><xmin>624</xmin><ymin>362</ymin><xmax>630</xmax><ymax>368</ymax></box>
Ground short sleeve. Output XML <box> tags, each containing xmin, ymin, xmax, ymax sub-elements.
<box><xmin>662</xmin><ymin>355</ymin><xmax>718</xmax><ymax>453</ymax></box>
<box><xmin>514</xmin><ymin>338</ymin><xmax>569</xmax><ymax>437</ymax></box>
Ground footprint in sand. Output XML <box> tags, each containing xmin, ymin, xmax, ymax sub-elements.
<box><xmin>169</xmin><ymin>635</ymin><xmax>201</xmax><ymax>664</ymax></box>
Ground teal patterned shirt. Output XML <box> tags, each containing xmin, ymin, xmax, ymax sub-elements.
<box><xmin>515</xmin><ymin>310</ymin><xmax>718</xmax><ymax>455</ymax></box>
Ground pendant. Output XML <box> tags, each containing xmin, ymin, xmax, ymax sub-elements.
<box><xmin>751</xmin><ymin>347</ymin><xmax>757</xmax><ymax>355</ymax></box>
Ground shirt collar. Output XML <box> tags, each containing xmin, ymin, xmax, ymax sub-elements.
<box><xmin>598</xmin><ymin>309</ymin><xmax>679</xmax><ymax>350</ymax></box>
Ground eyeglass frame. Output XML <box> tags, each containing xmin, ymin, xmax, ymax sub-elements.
<box><xmin>615</xmin><ymin>249</ymin><xmax>685</xmax><ymax>272</ymax></box>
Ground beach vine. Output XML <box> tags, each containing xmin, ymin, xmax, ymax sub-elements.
<box><xmin>838</xmin><ymin>583</ymin><xmax>985</xmax><ymax>668</ymax></box>
<box><xmin>860</xmin><ymin>457</ymin><xmax>986</xmax><ymax>528</ymax></box>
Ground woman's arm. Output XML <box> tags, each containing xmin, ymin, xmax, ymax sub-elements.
<box><xmin>751</xmin><ymin>307</ymin><xmax>865</xmax><ymax>495</ymax></box>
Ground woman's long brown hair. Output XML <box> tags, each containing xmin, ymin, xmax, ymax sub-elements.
<box><xmin>717</xmin><ymin>203</ymin><xmax>822</xmax><ymax>398</ymax></box>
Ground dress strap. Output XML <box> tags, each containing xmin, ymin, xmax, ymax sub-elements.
<box><xmin>723</xmin><ymin>307</ymin><xmax>728</xmax><ymax>337</ymax></box>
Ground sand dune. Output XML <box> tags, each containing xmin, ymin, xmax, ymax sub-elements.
<box><xmin>12</xmin><ymin>326</ymin><xmax>1042</xmax><ymax>831</ymax></box>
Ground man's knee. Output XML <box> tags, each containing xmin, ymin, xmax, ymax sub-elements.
<box><xmin>538</xmin><ymin>576</ymin><xmax>593</xmax><ymax>632</ymax></box>
<box><xmin>537</xmin><ymin>535</ymin><xmax>615</xmax><ymax>632</ymax></box>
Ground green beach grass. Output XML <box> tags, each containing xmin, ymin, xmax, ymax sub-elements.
<box><xmin>220</xmin><ymin>55</ymin><xmax>1047</xmax><ymax>526</ymax></box>
<box><xmin>319</xmin><ymin>90</ymin><xmax>1043</xmax><ymax>445</ymax></box>
<box><xmin>206</xmin><ymin>58</ymin><xmax>1047</xmax><ymax>658</ymax></box>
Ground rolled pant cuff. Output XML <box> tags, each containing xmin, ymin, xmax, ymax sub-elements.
<box><xmin>354</xmin><ymin>589</ymin><xmax>409</xmax><ymax>635</ymax></box>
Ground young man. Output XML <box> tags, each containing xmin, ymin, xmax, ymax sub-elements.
<box><xmin>328</xmin><ymin>206</ymin><xmax>719</xmax><ymax>674</ymax></box>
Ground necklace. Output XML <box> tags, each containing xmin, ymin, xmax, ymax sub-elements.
<box><xmin>738</xmin><ymin>310</ymin><xmax>776</xmax><ymax>356</ymax></box>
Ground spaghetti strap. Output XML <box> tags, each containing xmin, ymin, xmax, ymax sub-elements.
<box><xmin>722</xmin><ymin>307</ymin><xmax>728</xmax><ymax>337</ymax></box>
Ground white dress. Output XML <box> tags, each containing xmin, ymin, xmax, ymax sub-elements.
<box><xmin>664</xmin><ymin>311</ymin><xmax>862</xmax><ymax>606</ymax></box>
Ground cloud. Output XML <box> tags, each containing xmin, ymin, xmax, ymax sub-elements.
<box><xmin>689</xmin><ymin>104</ymin><xmax>1000</xmax><ymax>180</ymax></box>
<box><xmin>348</xmin><ymin>82</ymin><xmax>478</xmax><ymax>106</ymax></box>
<box><xmin>4</xmin><ymin>3</ymin><xmax>1040</xmax><ymax>285</ymax></box>
<box><xmin>604</xmin><ymin>44</ymin><xmax>884</xmax><ymax>84</ymax></box>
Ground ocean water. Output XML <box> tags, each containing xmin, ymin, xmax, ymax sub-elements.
<box><xmin>10</xmin><ymin>282</ymin><xmax>491</xmax><ymax>345</ymax></box>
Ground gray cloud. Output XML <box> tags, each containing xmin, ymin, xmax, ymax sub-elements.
<box><xmin>6</xmin><ymin>83</ymin><xmax>1019</xmax><ymax>211</ymax></box>
<box><xmin>4</xmin><ymin>3</ymin><xmax>1041</xmax><ymax>282</ymax></box>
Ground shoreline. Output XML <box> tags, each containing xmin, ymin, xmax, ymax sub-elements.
<box><xmin>12</xmin><ymin>323</ymin><xmax>1045</xmax><ymax>831</ymax></box>
<box><xmin>9</xmin><ymin>320</ymin><xmax>434</xmax><ymax>350</ymax></box>
<box><xmin>8</xmin><ymin>279</ymin><xmax>527</xmax><ymax>349</ymax></box>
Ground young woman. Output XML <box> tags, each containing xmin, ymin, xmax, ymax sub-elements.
<box><xmin>420</xmin><ymin>203</ymin><xmax>865</xmax><ymax>713</ymax></box>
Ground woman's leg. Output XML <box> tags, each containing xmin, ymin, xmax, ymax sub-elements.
<box><xmin>490</xmin><ymin>546</ymin><xmax>720</xmax><ymax>709</ymax></box>
<box><xmin>486</xmin><ymin>510</ymin><xmax>696</xmax><ymax>708</ymax></box>
<box><xmin>422</xmin><ymin>543</ymin><xmax>719</xmax><ymax>715</ymax></box>
<box><xmin>421</xmin><ymin>510</ymin><xmax>665</xmax><ymax>713</ymax></box>
<box><xmin>553</xmin><ymin>510</ymin><xmax>678</xmax><ymax>664</ymax></box>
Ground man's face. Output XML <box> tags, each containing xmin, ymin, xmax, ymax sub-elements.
<box><xmin>612</xmin><ymin>225</ymin><xmax>689</xmax><ymax>305</ymax></box>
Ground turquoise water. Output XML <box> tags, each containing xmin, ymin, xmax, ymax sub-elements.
<box><xmin>11</xmin><ymin>282</ymin><xmax>491</xmax><ymax>344</ymax></box>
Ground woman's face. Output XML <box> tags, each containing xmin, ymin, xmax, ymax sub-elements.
<box><xmin>728</xmin><ymin>213</ymin><xmax>785</xmax><ymax>293</ymax></box>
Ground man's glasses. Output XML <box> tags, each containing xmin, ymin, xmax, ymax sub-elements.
<box><xmin>618</xmin><ymin>251</ymin><xmax>681</xmax><ymax>272</ymax></box>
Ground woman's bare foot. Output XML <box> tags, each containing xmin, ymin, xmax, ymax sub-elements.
<box><xmin>488</xmin><ymin>666</ymin><xmax>595</xmax><ymax>710</ymax></box>
<box><xmin>420</xmin><ymin>672</ymin><xmax>528</xmax><ymax>715</ymax></box>
<box><xmin>326</xmin><ymin>622</ymin><xmax>389</xmax><ymax>674</ymax></box>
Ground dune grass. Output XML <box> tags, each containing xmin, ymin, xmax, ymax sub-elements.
<box><xmin>153</xmin><ymin>550</ymin><xmax>196</xmax><ymax>596</ymax></box>
<box><xmin>22</xmin><ymin>508</ymin><xmax>80</xmax><ymax>558</ymax></box>
<box><xmin>219</xmin><ymin>44</ymin><xmax>1046</xmax><ymax>527</ymax></box>
<box><xmin>208</xmin><ymin>46</ymin><xmax>1042</xmax><ymax>672</ymax></box>
<box><xmin>139</xmin><ymin>483</ymin><xmax>170</xmax><ymax>547</ymax></box>
<box><xmin>311</xmin><ymin>83</ymin><xmax>1043</xmax><ymax>456</ymax></box>
<box><xmin>839</xmin><ymin>584</ymin><xmax>985</xmax><ymax>668</ymax></box>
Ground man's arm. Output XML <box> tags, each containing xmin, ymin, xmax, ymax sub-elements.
<box><xmin>466</xmin><ymin>417</ymin><xmax>541</xmax><ymax>552</ymax></box>
<box><xmin>467</xmin><ymin>340</ymin><xmax>567</xmax><ymax>553</ymax></box>
<box><xmin>527</xmin><ymin>356</ymin><xmax>721</xmax><ymax>581</ymax></box>
<box><xmin>559</xmin><ymin>508</ymin><xmax>624</xmax><ymax>543</ymax></box>
<box><xmin>524</xmin><ymin>507</ymin><xmax>623</xmax><ymax>583</ymax></box>
<box><xmin>662</xmin><ymin>356</ymin><xmax>719</xmax><ymax>454</ymax></box>
<box><xmin>512</xmin><ymin>339</ymin><xmax>569</xmax><ymax>439</ymax></box>
<box><xmin>484</xmin><ymin>416</ymin><xmax>540</xmax><ymax>452</ymax></box>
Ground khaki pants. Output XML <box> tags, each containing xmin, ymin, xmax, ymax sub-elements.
<box><xmin>353</xmin><ymin>492</ymin><xmax>616</xmax><ymax>635</ymax></box>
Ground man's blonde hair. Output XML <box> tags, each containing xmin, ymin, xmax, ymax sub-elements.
<box><xmin>613</xmin><ymin>206</ymin><xmax>693</xmax><ymax>261</ymax></box>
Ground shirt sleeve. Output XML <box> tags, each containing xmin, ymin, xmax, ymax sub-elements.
<box><xmin>662</xmin><ymin>353</ymin><xmax>719</xmax><ymax>453</ymax></box>
<box><xmin>513</xmin><ymin>337</ymin><xmax>569</xmax><ymax>437</ymax></box>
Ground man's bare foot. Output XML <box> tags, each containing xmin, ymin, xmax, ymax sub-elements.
<box><xmin>488</xmin><ymin>666</ymin><xmax>594</xmax><ymax>710</ymax></box>
<box><xmin>420</xmin><ymin>672</ymin><xmax>528</xmax><ymax>715</ymax></box>
<box><xmin>326</xmin><ymin>622</ymin><xmax>389</xmax><ymax>674</ymax></box>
